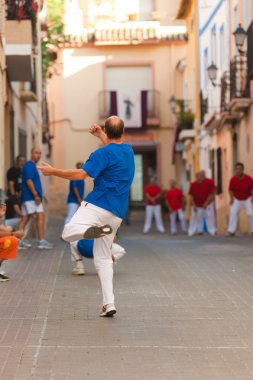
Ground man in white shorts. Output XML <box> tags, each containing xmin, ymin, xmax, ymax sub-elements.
<box><xmin>39</xmin><ymin>116</ymin><xmax>135</xmax><ymax>317</ymax></box>
<box><xmin>19</xmin><ymin>148</ymin><xmax>53</xmax><ymax>249</ymax></box>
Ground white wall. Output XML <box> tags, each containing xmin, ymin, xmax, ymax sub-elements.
<box><xmin>199</xmin><ymin>0</ymin><xmax>230</xmax><ymax>118</ymax></box>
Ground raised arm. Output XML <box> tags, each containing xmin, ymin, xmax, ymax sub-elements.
<box><xmin>89</xmin><ymin>124</ymin><xmax>108</xmax><ymax>145</ymax></box>
<box><xmin>38</xmin><ymin>162</ymin><xmax>88</xmax><ymax>180</ymax></box>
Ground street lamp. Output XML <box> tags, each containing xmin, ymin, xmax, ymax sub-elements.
<box><xmin>233</xmin><ymin>24</ymin><xmax>247</xmax><ymax>55</ymax></box>
<box><xmin>207</xmin><ymin>62</ymin><xmax>220</xmax><ymax>87</ymax></box>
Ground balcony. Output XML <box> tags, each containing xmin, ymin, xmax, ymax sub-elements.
<box><xmin>62</xmin><ymin>23</ymin><xmax>187</xmax><ymax>47</ymax></box>
<box><xmin>5</xmin><ymin>20</ymin><xmax>33</xmax><ymax>82</ymax></box>
<box><xmin>229</xmin><ymin>55</ymin><xmax>252</xmax><ymax>113</ymax></box>
<box><xmin>98</xmin><ymin>90</ymin><xmax>160</xmax><ymax>130</ymax></box>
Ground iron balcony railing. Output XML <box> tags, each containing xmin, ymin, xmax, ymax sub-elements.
<box><xmin>220</xmin><ymin>72</ymin><xmax>230</xmax><ymax>112</ymax></box>
<box><xmin>99</xmin><ymin>90</ymin><xmax>160</xmax><ymax>121</ymax></box>
<box><xmin>230</xmin><ymin>55</ymin><xmax>249</xmax><ymax>100</ymax></box>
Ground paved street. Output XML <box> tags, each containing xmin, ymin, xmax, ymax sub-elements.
<box><xmin>1</xmin><ymin>215</ymin><xmax>253</xmax><ymax>380</ymax></box>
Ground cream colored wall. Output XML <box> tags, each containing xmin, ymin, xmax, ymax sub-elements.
<box><xmin>47</xmin><ymin>42</ymin><xmax>186</xmax><ymax>213</ymax></box>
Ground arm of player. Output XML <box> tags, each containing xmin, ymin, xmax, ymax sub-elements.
<box><xmin>89</xmin><ymin>124</ymin><xmax>108</xmax><ymax>145</ymax></box>
<box><xmin>26</xmin><ymin>179</ymin><xmax>41</xmax><ymax>205</ymax></box>
<box><xmin>38</xmin><ymin>162</ymin><xmax>88</xmax><ymax>180</ymax></box>
<box><xmin>72</xmin><ymin>187</ymin><xmax>83</xmax><ymax>205</ymax></box>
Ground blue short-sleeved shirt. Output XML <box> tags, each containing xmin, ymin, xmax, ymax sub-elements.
<box><xmin>67</xmin><ymin>180</ymin><xmax>85</xmax><ymax>204</ymax></box>
<box><xmin>21</xmin><ymin>160</ymin><xmax>43</xmax><ymax>202</ymax></box>
<box><xmin>82</xmin><ymin>143</ymin><xmax>135</xmax><ymax>219</ymax></box>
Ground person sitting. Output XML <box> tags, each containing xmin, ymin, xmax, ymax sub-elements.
<box><xmin>0</xmin><ymin>203</ymin><xmax>24</xmax><ymax>282</ymax></box>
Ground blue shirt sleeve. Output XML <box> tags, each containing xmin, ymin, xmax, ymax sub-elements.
<box><xmin>70</xmin><ymin>180</ymin><xmax>78</xmax><ymax>189</ymax></box>
<box><xmin>82</xmin><ymin>148</ymin><xmax>109</xmax><ymax>179</ymax></box>
<box><xmin>22</xmin><ymin>162</ymin><xmax>35</xmax><ymax>181</ymax></box>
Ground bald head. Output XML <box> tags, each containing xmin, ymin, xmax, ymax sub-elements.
<box><xmin>104</xmin><ymin>116</ymin><xmax>124</xmax><ymax>140</ymax></box>
<box><xmin>31</xmin><ymin>147</ymin><xmax>41</xmax><ymax>163</ymax></box>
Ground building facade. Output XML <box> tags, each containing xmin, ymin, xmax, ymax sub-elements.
<box><xmin>0</xmin><ymin>0</ymin><xmax>43</xmax><ymax>200</ymax></box>
<box><xmin>199</xmin><ymin>0</ymin><xmax>253</xmax><ymax>233</ymax></box>
<box><xmin>47</xmin><ymin>0</ymin><xmax>187</xmax><ymax>215</ymax></box>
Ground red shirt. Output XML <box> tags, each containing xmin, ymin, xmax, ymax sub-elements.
<box><xmin>229</xmin><ymin>174</ymin><xmax>253</xmax><ymax>200</ymax></box>
<box><xmin>189</xmin><ymin>178</ymin><xmax>216</xmax><ymax>207</ymax></box>
<box><xmin>145</xmin><ymin>185</ymin><xmax>161</xmax><ymax>205</ymax></box>
<box><xmin>165</xmin><ymin>188</ymin><xmax>184</xmax><ymax>211</ymax></box>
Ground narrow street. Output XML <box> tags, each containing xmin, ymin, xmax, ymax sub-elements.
<box><xmin>1</xmin><ymin>216</ymin><xmax>253</xmax><ymax>379</ymax></box>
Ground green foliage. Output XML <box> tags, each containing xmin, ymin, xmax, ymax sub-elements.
<box><xmin>176</xmin><ymin>100</ymin><xmax>195</xmax><ymax>130</ymax></box>
<box><xmin>42</xmin><ymin>0</ymin><xmax>69</xmax><ymax>79</ymax></box>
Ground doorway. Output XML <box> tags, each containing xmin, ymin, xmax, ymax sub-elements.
<box><xmin>130</xmin><ymin>147</ymin><xmax>157</xmax><ymax>205</ymax></box>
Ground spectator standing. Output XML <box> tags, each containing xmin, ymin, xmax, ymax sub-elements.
<box><xmin>143</xmin><ymin>176</ymin><xmax>165</xmax><ymax>233</ymax></box>
<box><xmin>165</xmin><ymin>179</ymin><xmax>187</xmax><ymax>235</ymax></box>
<box><xmin>6</xmin><ymin>155</ymin><xmax>25</xmax><ymax>196</ymax></box>
<box><xmin>19</xmin><ymin>148</ymin><xmax>53</xmax><ymax>249</ymax></box>
<box><xmin>65</xmin><ymin>161</ymin><xmax>85</xmax><ymax>224</ymax></box>
<box><xmin>188</xmin><ymin>171</ymin><xmax>216</xmax><ymax>236</ymax></box>
<box><xmin>227</xmin><ymin>162</ymin><xmax>253</xmax><ymax>236</ymax></box>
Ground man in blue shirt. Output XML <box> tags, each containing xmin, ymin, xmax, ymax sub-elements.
<box><xmin>65</xmin><ymin>161</ymin><xmax>85</xmax><ymax>224</ymax></box>
<box><xmin>39</xmin><ymin>116</ymin><xmax>135</xmax><ymax>317</ymax></box>
<box><xmin>19</xmin><ymin>148</ymin><xmax>53</xmax><ymax>250</ymax></box>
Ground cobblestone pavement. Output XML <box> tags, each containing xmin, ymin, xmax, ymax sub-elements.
<box><xmin>1</xmin><ymin>215</ymin><xmax>253</xmax><ymax>380</ymax></box>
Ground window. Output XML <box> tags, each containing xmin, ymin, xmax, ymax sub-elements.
<box><xmin>220</xmin><ymin>24</ymin><xmax>225</xmax><ymax>70</ymax></box>
<box><xmin>211</xmin><ymin>24</ymin><xmax>217</xmax><ymax>64</ymax></box>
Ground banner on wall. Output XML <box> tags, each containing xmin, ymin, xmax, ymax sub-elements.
<box><xmin>117</xmin><ymin>91</ymin><xmax>141</xmax><ymax>128</ymax></box>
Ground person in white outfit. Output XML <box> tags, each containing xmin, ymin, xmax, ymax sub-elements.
<box><xmin>227</xmin><ymin>162</ymin><xmax>253</xmax><ymax>236</ymax></box>
<box><xmin>39</xmin><ymin>116</ymin><xmax>135</xmax><ymax>317</ymax></box>
<box><xmin>165</xmin><ymin>180</ymin><xmax>187</xmax><ymax>235</ymax></box>
<box><xmin>143</xmin><ymin>176</ymin><xmax>165</xmax><ymax>233</ymax></box>
<box><xmin>188</xmin><ymin>171</ymin><xmax>216</xmax><ymax>236</ymax></box>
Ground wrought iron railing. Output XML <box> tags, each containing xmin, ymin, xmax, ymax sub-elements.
<box><xmin>99</xmin><ymin>90</ymin><xmax>160</xmax><ymax>121</ymax></box>
<box><xmin>230</xmin><ymin>55</ymin><xmax>249</xmax><ymax>99</ymax></box>
<box><xmin>200</xmin><ymin>90</ymin><xmax>208</xmax><ymax>123</ymax></box>
<box><xmin>220</xmin><ymin>72</ymin><xmax>230</xmax><ymax>112</ymax></box>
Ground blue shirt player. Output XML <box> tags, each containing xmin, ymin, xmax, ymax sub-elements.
<box><xmin>39</xmin><ymin>116</ymin><xmax>135</xmax><ymax>317</ymax></box>
<box><xmin>65</xmin><ymin>161</ymin><xmax>85</xmax><ymax>224</ymax></box>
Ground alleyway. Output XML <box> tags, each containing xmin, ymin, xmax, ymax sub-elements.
<box><xmin>1</xmin><ymin>216</ymin><xmax>253</xmax><ymax>380</ymax></box>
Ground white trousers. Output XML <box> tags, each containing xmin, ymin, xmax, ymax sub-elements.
<box><xmin>65</xmin><ymin>203</ymin><xmax>79</xmax><ymax>225</ymax></box>
<box><xmin>170</xmin><ymin>209</ymin><xmax>187</xmax><ymax>234</ymax></box>
<box><xmin>143</xmin><ymin>205</ymin><xmax>165</xmax><ymax>233</ymax></box>
<box><xmin>62</xmin><ymin>202</ymin><xmax>122</xmax><ymax>306</ymax></box>
<box><xmin>228</xmin><ymin>198</ymin><xmax>253</xmax><ymax>233</ymax></box>
<box><xmin>188</xmin><ymin>202</ymin><xmax>216</xmax><ymax>236</ymax></box>
<box><xmin>70</xmin><ymin>241</ymin><xmax>125</xmax><ymax>262</ymax></box>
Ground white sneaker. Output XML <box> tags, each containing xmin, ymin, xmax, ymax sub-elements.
<box><xmin>72</xmin><ymin>260</ymin><xmax>85</xmax><ymax>275</ymax></box>
<box><xmin>111</xmin><ymin>243</ymin><xmax>126</xmax><ymax>262</ymax></box>
<box><xmin>100</xmin><ymin>304</ymin><xmax>117</xmax><ymax>317</ymax></box>
<box><xmin>37</xmin><ymin>240</ymin><xmax>54</xmax><ymax>250</ymax></box>
<box><xmin>19</xmin><ymin>241</ymin><xmax>28</xmax><ymax>250</ymax></box>
<box><xmin>22</xmin><ymin>239</ymin><xmax>32</xmax><ymax>248</ymax></box>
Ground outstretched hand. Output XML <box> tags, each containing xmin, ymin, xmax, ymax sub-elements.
<box><xmin>89</xmin><ymin>124</ymin><xmax>104</xmax><ymax>137</ymax></box>
<box><xmin>38</xmin><ymin>161</ymin><xmax>54</xmax><ymax>176</ymax></box>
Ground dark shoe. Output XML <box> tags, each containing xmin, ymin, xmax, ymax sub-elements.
<box><xmin>226</xmin><ymin>232</ymin><xmax>235</xmax><ymax>237</ymax></box>
<box><xmin>0</xmin><ymin>273</ymin><xmax>10</xmax><ymax>282</ymax></box>
<box><xmin>83</xmin><ymin>224</ymin><xmax>113</xmax><ymax>239</ymax></box>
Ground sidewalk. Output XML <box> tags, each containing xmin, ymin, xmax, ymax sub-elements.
<box><xmin>1</xmin><ymin>216</ymin><xmax>253</xmax><ymax>379</ymax></box>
